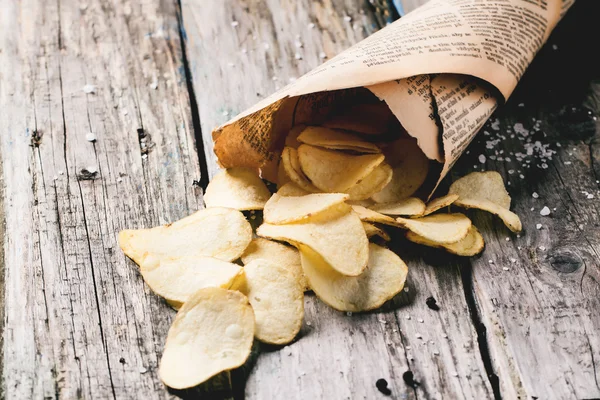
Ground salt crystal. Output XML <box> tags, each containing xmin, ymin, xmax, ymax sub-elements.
<box><xmin>536</xmin><ymin>223</ymin><xmax>542</xmax><ymax>230</ymax></box>
<box><xmin>306</xmin><ymin>321</ymin><xmax>312</xmax><ymax>326</ymax></box>
<box><xmin>531</xmin><ymin>207</ymin><xmax>535</xmax><ymax>211</ymax></box>
<box><xmin>346</xmin><ymin>312</ymin><xmax>352</xmax><ymax>316</ymax></box>
<box><xmin>587</xmin><ymin>194</ymin><xmax>595</xmax><ymax>199</ymax></box>
<box><xmin>343</xmin><ymin>15</ymin><xmax>352</xmax><ymax>22</ymax></box>
<box><xmin>53</xmin><ymin>175</ymin><xmax>58</xmax><ymax>180</ymax></box>
<box><xmin>505</xmin><ymin>237</ymin><xmax>510</xmax><ymax>241</ymax></box>
<box><xmin>538</xmin><ymin>246</ymin><xmax>546</xmax><ymax>251</ymax></box>
<box><xmin>540</xmin><ymin>206</ymin><xmax>551</xmax><ymax>216</ymax></box>
<box><xmin>405</xmin><ymin>315</ymin><xmax>411</xmax><ymax>320</ymax></box>
<box><xmin>478</xmin><ymin>154</ymin><xmax>486</xmax><ymax>164</ymax></box>
<box><xmin>517</xmin><ymin>246</ymin><xmax>522</xmax><ymax>250</ymax></box>
<box><xmin>294</xmin><ymin>52</ymin><xmax>302</xmax><ymax>60</ymax></box>
<box><xmin>518</xmin><ymin>103</ymin><xmax>524</xmax><ymax>107</ymax></box>
<box><xmin>406</xmin><ymin>346</ymin><xmax>411</xmax><ymax>350</ymax></box>
<box><xmin>505</xmin><ymin>157</ymin><xmax>511</xmax><ymax>162</ymax></box>
<box><xmin>308</xmin><ymin>22</ymin><xmax>315</xmax><ymax>29</ymax></box>
<box><xmin>442</xmin><ymin>333</ymin><xmax>448</xmax><ymax>338</ymax></box>
<box><xmin>415</xmin><ymin>333</ymin><xmax>422</xmax><ymax>339</ymax></box>
<box><xmin>117</xmin><ymin>177</ymin><xmax>122</xmax><ymax>183</ymax></box>
<box><xmin>86</xmin><ymin>132</ymin><xmax>97</xmax><ymax>142</ymax></box>
<box><xmin>59</xmin><ymin>171</ymin><xmax>64</xmax><ymax>175</ymax></box>
<box><xmin>272</xmin><ymin>76</ymin><xmax>278</xmax><ymax>81</ymax></box>
<box><xmin>519</xmin><ymin>174</ymin><xmax>525</xmax><ymax>179</ymax></box>
<box><xmin>319</xmin><ymin>51</ymin><xmax>327</xmax><ymax>59</ymax></box>
<box><xmin>532</xmin><ymin>192</ymin><xmax>539</xmax><ymax>198</ymax></box>
<box><xmin>263</xmin><ymin>43</ymin><xmax>270</xmax><ymax>50</ymax></box>
<box><xmin>488</xmin><ymin>260</ymin><xmax>494</xmax><ymax>264</ymax></box>
<box><xmin>503</xmin><ymin>267</ymin><xmax>510</xmax><ymax>271</ymax></box>
<box><xmin>508</xmin><ymin>169</ymin><xmax>514</xmax><ymax>174</ymax></box>
<box><xmin>231</xmin><ymin>21</ymin><xmax>239</xmax><ymax>27</ymax></box>
<box><xmin>139</xmin><ymin>367</ymin><xmax>147</xmax><ymax>374</ymax></box>
<box><xmin>417</xmin><ymin>318</ymin><xmax>424</xmax><ymax>323</ymax></box>
<box><xmin>564</xmin><ymin>161</ymin><xmax>571</xmax><ymax>165</ymax></box>
<box><xmin>452</xmin><ymin>372</ymin><xmax>459</xmax><ymax>377</ymax></box>
<box><xmin>150</xmin><ymin>80</ymin><xmax>158</xmax><ymax>90</ymax></box>
<box><xmin>553</xmin><ymin>208</ymin><xmax>556</xmax><ymax>211</ymax></box>
<box><xmin>579</xmin><ymin>224</ymin><xmax>584</xmax><ymax>229</ymax></box>
<box><xmin>222</xmin><ymin>110</ymin><xmax>229</xmax><ymax>117</ymax></box>
<box><xmin>83</xmin><ymin>84</ymin><xmax>96</xmax><ymax>94</ymax></box>
<box><xmin>510</xmin><ymin>258</ymin><xmax>517</xmax><ymax>263</ymax></box>
<box><xmin>552</xmin><ymin>44</ymin><xmax>558</xmax><ymax>50</ymax></box>
<box><xmin>433</xmin><ymin>350</ymin><xmax>440</xmax><ymax>356</ymax></box>
<box><xmin>86</xmin><ymin>165</ymin><xmax>98</xmax><ymax>174</ymax></box>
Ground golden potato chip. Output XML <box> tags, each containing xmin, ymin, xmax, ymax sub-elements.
<box><xmin>370</xmin><ymin>197</ymin><xmax>426</xmax><ymax>216</ymax></box>
<box><xmin>277</xmin><ymin>158</ymin><xmax>291</xmax><ymax>188</ymax></box>
<box><xmin>423</xmin><ymin>194</ymin><xmax>459</xmax><ymax>216</ymax></box>
<box><xmin>322</xmin><ymin>103</ymin><xmax>394</xmax><ymax>135</ymax></box>
<box><xmin>299</xmin><ymin>243</ymin><xmax>408</xmax><ymax>312</ymax></box>
<box><xmin>277</xmin><ymin>182</ymin><xmax>310</xmax><ymax>197</ymax></box>
<box><xmin>285</xmin><ymin>125</ymin><xmax>306</xmax><ymax>149</ymax></box>
<box><xmin>395</xmin><ymin>213</ymin><xmax>472</xmax><ymax>244</ymax></box>
<box><xmin>281</xmin><ymin>147</ymin><xmax>321</xmax><ymax>193</ymax></box>
<box><xmin>297</xmin><ymin>126</ymin><xmax>381</xmax><ymax>153</ymax></box>
<box><xmin>406</xmin><ymin>225</ymin><xmax>484</xmax><ymax>256</ymax></box>
<box><xmin>264</xmin><ymin>193</ymin><xmax>349</xmax><ymax>224</ymax></box>
<box><xmin>298</xmin><ymin>144</ymin><xmax>384</xmax><ymax>192</ymax></box>
<box><xmin>449</xmin><ymin>171</ymin><xmax>510</xmax><ymax>209</ymax></box>
<box><xmin>204</xmin><ymin>167</ymin><xmax>271</xmax><ymax>210</ymax></box>
<box><xmin>257</xmin><ymin>204</ymin><xmax>369</xmax><ymax>276</ymax></box>
<box><xmin>141</xmin><ymin>256</ymin><xmax>243</xmax><ymax>309</ymax></box>
<box><xmin>241</xmin><ymin>238</ymin><xmax>309</xmax><ymax>291</ymax></box>
<box><xmin>242</xmin><ymin>259</ymin><xmax>304</xmax><ymax>345</ymax></box>
<box><xmin>448</xmin><ymin>171</ymin><xmax>521</xmax><ymax>232</ymax></box>
<box><xmin>119</xmin><ymin>207</ymin><xmax>252</xmax><ymax>266</ymax></box>
<box><xmin>351</xmin><ymin>205</ymin><xmax>403</xmax><ymax>227</ymax></box>
<box><xmin>371</xmin><ymin>138</ymin><xmax>429</xmax><ymax>203</ymax></box>
<box><xmin>347</xmin><ymin>199</ymin><xmax>376</xmax><ymax>208</ymax></box>
<box><xmin>159</xmin><ymin>288</ymin><xmax>254</xmax><ymax>389</ymax></box>
<box><xmin>362</xmin><ymin>222</ymin><xmax>390</xmax><ymax>241</ymax></box>
<box><xmin>346</xmin><ymin>162</ymin><xmax>393</xmax><ymax>201</ymax></box>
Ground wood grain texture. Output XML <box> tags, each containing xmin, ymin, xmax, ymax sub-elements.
<box><xmin>0</xmin><ymin>0</ymin><xmax>202</xmax><ymax>398</ymax></box>
<box><xmin>183</xmin><ymin>1</ymin><xmax>492</xmax><ymax>399</ymax></box>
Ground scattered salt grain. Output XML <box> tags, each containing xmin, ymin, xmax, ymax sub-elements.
<box><xmin>510</xmin><ymin>258</ymin><xmax>517</xmax><ymax>263</ymax></box>
<box><xmin>552</xmin><ymin>44</ymin><xmax>558</xmax><ymax>50</ymax></box>
<box><xmin>540</xmin><ymin>206</ymin><xmax>551</xmax><ymax>216</ymax></box>
<box><xmin>503</xmin><ymin>267</ymin><xmax>510</xmax><ymax>271</ymax></box>
<box><xmin>531</xmin><ymin>207</ymin><xmax>535</xmax><ymax>211</ymax></box>
<box><xmin>508</xmin><ymin>169</ymin><xmax>514</xmax><ymax>174</ymax></box>
<box><xmin>538</xmin><ymin>246</ymin><xmax>546</xmax><ymax>251</ymax></box>
<box><xmin>83</xmin><ymin>84</ymin><xmax>96</xmax><ymax>94</ymax></box>
<box><xmin>405</xmin><ymin>315</ymin><xmax>411</xmax><ymax>320</ymax></box>
<box><xmin>505</xmin><ymin>237</ymin><xmax>510</xmax><ymax>241</ymax></box>
<box><xmin>433</xmin><ymin>350</ymin><xmax>440</xmax><ymax>356</ymax></box>
<box><xmin>53</xmin><ymin>175</ymin><xmax>58</xmax><ymax>180</ymax></box>
<box><xmin>117</xmin><ymin>177</ymin><xmax>123</xmax><ymax>183</ymax></box>
<box><xmin>415</xmin><ymin>333</ymin><xmax>422</xmax><ymax>339</ymax></box>
<box><xmin>536</xmin><ymin>223</ymin><xmax>542</xmax><ymax>230</ymax></box>
<box><xmin>343</xmin><ymin>15</ymin><xmax>352</xmax><ymax>22</ymax></box>
<box><xmin>478</xmin><ymin>154</ymin><xmax>486</xmax><ymax>164</ymax></box>
<box><xmin>308</xmin><ymin>22</ymin><xmax>315</xmax><ymax>29</ymax></box>
<box><xmin>139</xmin><ymin>367</ymin><xmax>147</xmax><ymax>374</ymax></box>
<box><xmin>346</xmin><ymin>312</ymin><xmax>352</xmax><ymax>316</ymax></box>
<box><xmin>86</xmin><ymin>132</ymin><xmax>97</xmax><ymax>142</ymax></box>
<box><xmin>417</xmin><ymin>318</ymin><xmax>424</xmax><ymax>323</ymax></box>
<box><xmin>294</xmin><ymin>52</ymin><xmax>302</xmax><ymax>60</ymax></box>
<box><xmin>319</xmin><ymin>51</ymin><xmax>327</xmax><ymax>59</ymax></box>
<box><xmin>587</xmin><ymin>194</ymin><xmax>595</xmax><ymax>199</ymax></box>
<box><xmin>532</xmin><ymin>192</ymin><xmax>539</xmax><ymax>198</ymax></box>
<box><xmin>442</xmin><ymin>333</ymin><xmax>448</xmax><ymax>338</ymax></box>
<box><xmin>564</xmin><ymin>161</ymin><xmax>572</xmax><ymax>165</ymax></box>
<box><xmin>230</xmin><ymin>21</ymin><xmax>239</xmax><ymax>27</ymax></box>
<box><xmin>488</xmin><ymin>260</ymin><xmax>494</xmax><ymax>264</ymax></box>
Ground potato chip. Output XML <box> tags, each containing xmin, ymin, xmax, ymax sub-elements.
<box><xmin>285</xmin><ymin>125</ymin><xmax>306</xmax><ymax>149</ymax></box>
<box><xmin>159</xmin><ymin>288</ymin><xmax>254</xmax><ymax>389</ymax></box>
<box><xmin>449</xmin><ymin>171</ymin><xmax>511</xmax><ymax>209</ymax></box>
<box><xmin>351</xmin><ymin>205</ymin><xmax>403</xmax><ymax>227</ymax></box>
<box><xmin>242</xmin><ymin>259</ymin><xmax>304</xmax><ymax>344</ymax></box>
<box><xmin>395</xmin><ymin>213</ymin><xmax>472</xmax><ymax>244</ymax></box>
<box><xmin>297</xmin><ymin>126</ymin><xmax>381</xmax><ymax>153</ymax></box>
<box><xmin>454</xmin><ymin>199</ymin><xmax>522</xmax><ymax>233</ymax></box>
<box><xmin>406</xmin><ymin>225</ymin><xmax>484</xmax><ymax>256</ymax></box>
<box><xmin>277</xmin><ymin>182</ymin><xmax>310</xmax><ymax>197</ymax></box>
<box><xmin>423</xmin><ymin>194</ymin><xmax>459</xmax><ymax>216</ymax></box>
<box><xmin>241</xmin><ymin>238</ymin><xmax>309</xmax><ymax>291</ymax></box>
<box><xmin>119</xmin><ymin>207</ymin><xmax>252</xmax><ymax>266</ymax></box>
<box><xmin>264</xmin><ymin>193</ymin><xmax>349</xmax><ymax>224</ymax></box>
<box><xmin>371</xmin><ymin>138</ymin><xmax>429</xmax><ymax>203</ymax></box>
<box><xmin>370</xmin><ymin>197</ymin><xmax>426</xmax><ymax>216</ymax></box>
<box><xmin>299</xmin><ymin>243</ymin><xmax>408</xmax><ymax>312</ymax></box>
<box><xmin>298</xmin><ymin>144</ymin><xmax>384</xmax><ymax>192</ymax></box>
<box><xmin>257</xmin><ymin>204</ymin><xmax>369</xmax><ymax>276</ymax></box>
<box><xmin>362</xmin><ymin>222</ymin><xmax>390</xmax><ymax>241</ymax></box>
<box><xmin>281</xmin><ymin>147</ymin><xmax>321</xmax><ymax>193</ymax></box>
<box><xmin>141</xmin><ymin>256</ymin><xmax>243</xmax><ymax>309</ymax></box>
<box><xmin>346</xmin><ymin>162</ymin><xmax>393</xmax><ymax>201</ymax></box>
<box><xmin>347</xmin><ymin>199</ymin><xmax>376</xmax><ymax>208</ymax></box>
<box><xmin>448</xmin><ymin>171</ymin><xmax>522</xmax><ymax>232</ymax></box>
<box><xmin>322</xmin><ymin>103</ymin><xmax>394</xmax><ymax>135</ymax></box>
<box><xmin>204</xmin><ymin>167</ymin><xmax>271</xmax><ymax>210</ymax></box>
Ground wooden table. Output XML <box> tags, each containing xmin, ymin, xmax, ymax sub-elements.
<box><xmin>1</xmin><ymin>0</ymin><xmax>599</xmax><ymax>399</ymax></box>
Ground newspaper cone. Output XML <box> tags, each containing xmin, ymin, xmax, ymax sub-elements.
<box><xmin>212</xmin><ymin>0</ymin><xmax>574</xmax><ymax>195</ymax></box>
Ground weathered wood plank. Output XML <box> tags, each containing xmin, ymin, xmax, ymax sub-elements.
<box><xmin>447</xmin><ymin>2</ymin><xmax>600</xmax><ymax>398</ymax></box>
<box><xmin>0</xmin><ymin>0</ymin><xmax>202</xmax><ymax>398</ymax></box>
<box><xmin>183</xmin><ymin>1</ymin><xmax>493</xmax><ymax>398</ymax></box>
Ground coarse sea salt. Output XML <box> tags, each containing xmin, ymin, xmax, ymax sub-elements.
<box><xmin>540</xmin><ymin>206</ymin><xmax>551</xmax><ymax>216</ymax></box>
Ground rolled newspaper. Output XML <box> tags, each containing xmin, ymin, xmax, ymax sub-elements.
<box><xmin>211</xmin><ymin>0</ymin><xmax>574</xmax><ymax>195</ymax></box>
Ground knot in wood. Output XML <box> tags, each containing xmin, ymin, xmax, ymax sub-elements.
<box><xmin>548</xmin><ymin>248</ymin><xmax>582</xmax><ymax>273</ymax></box>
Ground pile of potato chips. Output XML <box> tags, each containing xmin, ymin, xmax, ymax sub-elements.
<box><xmin>119</xmin><ymin>118</ymin><xmax>522</xmax><ymax>390</ymax></box>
